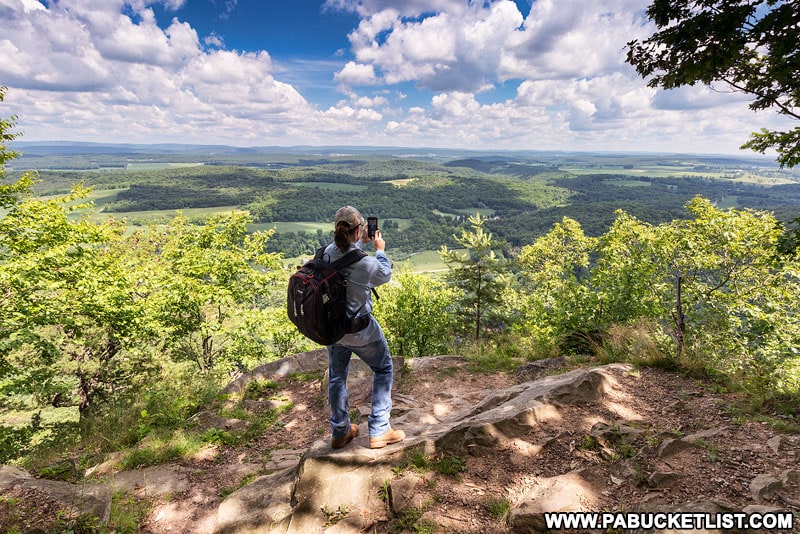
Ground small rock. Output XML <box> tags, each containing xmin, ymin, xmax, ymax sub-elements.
<box><xmin>389</xmin><ymin>473</ymin><xmax>423</xmax><ymax>515</ymax></box>
<box><xmin>780</xmin><ymin>469</ymin><xmax>799</xmax><ymax>486</ymax></box>
<box><xmin>648</xmin><ymin>471</ymin><xmax>678</xmax><ymax>488</ymax></box>
<box><xmin>658</xmin><ymin>437</ymin><xmax>698</xmax><ymax>458</ymax></box>
<box><xmin>767</xmin><ymin>435</ymin><xmax>783</xmax><ymax>454</ymax></box>
<box><xmin>750</xmin><ymin>474</ymin><xmax>782</xmax><ymax>502</ymax></box>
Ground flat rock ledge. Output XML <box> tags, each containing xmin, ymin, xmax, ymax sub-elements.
<box><xmin>214</xmin><ymin>363</ymin><xmax>627</xmax><ymax>533</ymax></box>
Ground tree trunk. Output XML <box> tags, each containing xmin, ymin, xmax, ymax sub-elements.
<box><xmin>674</xmin><ymin>275</ymin><xmax>685</xmax><ymax>361</ymax></box>
<box><xmin>475</xmin><ymin>264</ymin><xmax>482</xmax><ymax>341</ymax></box>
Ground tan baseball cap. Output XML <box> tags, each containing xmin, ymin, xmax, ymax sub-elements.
<box><xmin>334</xmin><ymin>206</ymin><xmax>363</xmax><ymax>229</ymax></box>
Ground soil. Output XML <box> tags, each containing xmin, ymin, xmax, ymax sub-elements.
<box><xmin>3</xmin><ymin>359</ymin><xmax>799</xmax><ymax>533</ymax></box>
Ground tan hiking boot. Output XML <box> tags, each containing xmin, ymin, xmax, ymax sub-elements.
<box><xmin>369</xmin><ymin>428</ymin><xmax>405</xmax><ymax>449</ymax></box>
<box><xmin>331</xmin><ymin>424</ymin><xmax>359</xmax><ymax>449</ymax></box>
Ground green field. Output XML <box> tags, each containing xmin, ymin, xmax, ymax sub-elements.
<box><xmin>561</xmin><ymin>165</ymin><xmax>730</xmax><ymax>179</ymax></box>
<box><xmin>605</xmin><ymin>179</ymin><xmax>652</xmax><ymax>187</ymax></box>
<box><xmin>97</xmin><ymin>205</ymin><xmax>240</xmax><ymax>221</ymax></box>
<box><xmin>560</xmin><ymin>164</ymin><xmax>800</xmax><ymax>186</ymax></box>
<box><xmin>433</xmin><ymin>208</ymin><xmax>496</xmax><ymax>218</ymax></box>
<box><xmin>13</xmin><ymin>149</ymin><xmax>800</xmax><ymax>269</ymax></box>
<box><xmin>394</xmin><ymin>250</ymin><xmax>451</xmax><ymax>273</ymax></box>
<box><xmin>383</xmin><ymin>178</ymin><xmax>416</xmax><ymax>187</ymax></box>
<box><xmin>716</xmin><ymin>196</ymin><xmax>740</xmax><ymax>209</ymax></box>
<box><xmin>125</xmin><ymin>162</ymin><xmax>206</xmax><ymax>171</ymax></box>
<box><xmin>251</xmin><ymin>221</ymin><xmax>330</xmax><ymax>233</ymax></box>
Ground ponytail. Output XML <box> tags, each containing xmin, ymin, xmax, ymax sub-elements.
<box><xmin>334</xmin><ymin>221</ymin><xmax>357</xmax><ymax>251</ymax></box>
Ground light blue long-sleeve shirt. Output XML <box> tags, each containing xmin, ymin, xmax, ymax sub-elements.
<box><xmin>322</xmin><ymin>241</ymin><xmax>392</xmax><ymax>347</ymax></box>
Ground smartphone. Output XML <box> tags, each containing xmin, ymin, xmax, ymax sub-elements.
<box><xmin>367</xmin><ymin>217</ymin><xmax>378</xmax><ymax>239</ymax></box>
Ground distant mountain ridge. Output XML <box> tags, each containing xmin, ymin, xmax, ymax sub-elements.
<box><xmin>12</xmin><ymin>140</ymin><xmax>781</xmax><ymax>167</ymax></box>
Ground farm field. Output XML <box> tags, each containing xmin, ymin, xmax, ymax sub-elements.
<box><xmin>11</xmin><ymin>145</ymin><xmax>800</xmax><ymax>259</ymax></box>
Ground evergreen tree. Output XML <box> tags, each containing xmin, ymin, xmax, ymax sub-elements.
<box><xmin>440</xmin><ymin>214</ymin><xmax>510</xmax><ymax>340</ymax></box>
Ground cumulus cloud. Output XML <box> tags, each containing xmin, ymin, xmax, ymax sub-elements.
<box><xmin>332</xmin><ymin>0</ymin><xmax>653</xmax><ymax>93</ymax></box>
<box><xmin>334</xmin><ymin>61</ymin><xmax>379</xmax><ymax>86</ymax></box>
<box><xmin>0</xmin><ymin>0</ymin><xmax>786</xmax><ymax>154</ymax></box>
<box><xmin>0</xmin><ymin>0</ymin><xmax>318</xmax><ymax>144</ymax></box>
<box><xmin>324</xmin><ymin>0</ymin><xmax>462</xmax><ymax>18</ymax></box>
<box><xmin>337</xmin><ymin>1</ymin><xmax>524</xmax><ymax>92</ymax></box>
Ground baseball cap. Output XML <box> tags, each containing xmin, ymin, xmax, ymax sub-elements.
<box><xmin>334</xmin><ymin>206</ymin><xmax>363</xmax><ymax>229</ymax></box>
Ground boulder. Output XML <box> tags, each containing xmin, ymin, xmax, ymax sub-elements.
<box><xmin>109</xmin><ymin>464</ymin><xmax>194</xmax><ymax>497</ymax></box>
<box><xmin>0</xmin><ymin>465</ymin><xmax>112</xmax><ymax>524</ymax></box>
<box><xmin>508</xmin><ymin>467</ymin><xmax>606</xmax><ymax>532</ymax></box>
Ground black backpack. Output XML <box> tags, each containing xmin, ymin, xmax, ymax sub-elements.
<box><xmin>287</xmin><ymin>247</ymin><xmax>367</xmax><ymax>345</ymax></box>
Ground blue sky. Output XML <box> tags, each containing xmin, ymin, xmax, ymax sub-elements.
<box><xmin>0</xmin><ymin>0</ymin><xmax>792</xmax><ymax>155</ymax></box>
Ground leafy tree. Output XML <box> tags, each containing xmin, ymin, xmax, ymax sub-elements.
<box><xmin>513</xmin><ymin>196</ymin><xmax>800</xmax><ymax>393</ymax></box>
<box><xmin>626</xmin><ymin>0</ymin><xmax>800</xmax><ymax>167</ymax></box>
<box><xmin>440</xmin><ymin>214</ymin><xmax>510</xmax><ymax>340</ymax></box>
<box><xmin>119</xmin><ymin>211</ymin><xmax>285</xmax><ymax>374</ymax></box>
<box><xmin>589</xmin><ymin>198</ymin><xmax>800</xmax><ymax>389</ymax></box>
<box><xmin>374</xmin><ymin>272</ymin><xmax>457</xmax><ymax>358</ymax></box>
<box><xmin>657</xmin><ymin>198</ymin><xmax>799</xmax><ymax>383</ymax></box>
<box><xmin>515</xmin><ymin>217</ymin><xmax>597</xmax><ymax>348</ymax></box>
<box><xmin>0</xmin><ymin>184</ymin><xmax>154</xmax><ymax>415</ymax></box>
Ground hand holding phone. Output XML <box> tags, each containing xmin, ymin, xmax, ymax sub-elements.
<box><xmin>367</xmin><ymin>217</ymin><xmax>378</xmax><ymax>239</ymax></box>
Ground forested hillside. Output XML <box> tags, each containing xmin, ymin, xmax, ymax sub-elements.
<box><xmin>15</xmin><ymin>150</ymin><xmax>800</xmax><ymax>257</ymax></box>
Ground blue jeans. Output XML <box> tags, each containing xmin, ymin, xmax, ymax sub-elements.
<box><xmin>328</xmin><ymin>334</ymin><xmax>394</xmax><ymax>439</ymax></box>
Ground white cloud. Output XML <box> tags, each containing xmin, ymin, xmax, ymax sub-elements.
<box><xmin>204</xmin><ymin>33</ymin><xmax>224</xmax><ymax>48</ymax></box>
<box><xmin>324</xmin><ymin>0</ymin><xmax>463</xmax><ymax>18</ymax></box>
<box><xmin>0</xmin><ymin>0</ymin><xmax>790</xmax><ymax>156</ymax></box>
<box><xmin>333</xmin><ymin>0</ymin><xmax>653</xmax><ymax>93</ymax></box>
<box><xmin>338</xmin><ymin>1</ymin><xmax>524</xmax><ymax>92</ymax></box>
<box><xmin>16</xmin><ymin>0</ymin><xmax>45</xmax><ymax>12</ymax></box>
<box><xmin>334</xmin><ymin>61</ymin><xmax>379</xmax><ymax>86</ymax></box>
<box><xmin>0</xmin><ymin>0</ymin><xmax>320</xmax><ymax>144</ymax></box>
<box><xmin>351</xmin><ymin>94</ymin><xmax>389</xmax><ymax>108</ymax></box>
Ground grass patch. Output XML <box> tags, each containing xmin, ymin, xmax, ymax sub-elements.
<box><xmin>109</xmin><ymin>492</ymin><xmax>154</xmax><ymax>533</ymax></box>
<box><xmin>243</xmin><ymin>379</ymin><xmax>280</xmax><ymax>400</ymax></box>
<box><xmin>394</xmin><ymin>250</ymin><xmax>450</xmax><ymax>273</ymax></box>
<box><xmin>93</xmin><ymin>205</ymin><xmax>240</xmax><ymax>225</ymax></box>
<box><xmin>389</xmin><ymin>506</ymin><xmax>436</xmax><ymax>534</ymax></box>
<box><xmin>459</xmin><ymin>337</ymin><xmax>529</xmax><ymax>375</ymax></box>
<box><xmin>484</xmin><ymin>496</ymin><xmax>511</xmax><ymax>519</ymax></box>
<box><xmin>693</xmin><ymin>438</ymin><xmax>720</xmax><ymax>462</ymax></box>
<box><xmin>716</xmin><ymin>195</ymin><xmax>740</xmax><ymax>209</ymax></box>
<box><xmin>121</xmin><ymin>430</ymin><xmax>205</xmax><ymax>469</ymax></box>
<box><xmin>383</xmin><ymin>178</ymin><xmax>416</xmax><ymax>186</ymax></box>
<box><xmin>396</xmin><ymin>448</ymin><xmax>467</xmax><ymax>479</ymax></box>
<box><xmin>286</xmin><ymin>370</ymin><xmax>324</xmax><ymax>383</ymax></box>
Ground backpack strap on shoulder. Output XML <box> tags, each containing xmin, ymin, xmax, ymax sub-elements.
<box><xmin>331</xmin><ymin>248</ymin><xmax>367</xmax><ymax>269</ymax></box>
<box><xmin>314</xmin><ymin>246</ymin><xmax>327</xmax><ymax>262</ymax></box>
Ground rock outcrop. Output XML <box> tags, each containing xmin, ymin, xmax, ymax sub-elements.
<box><xmin>3</xmin><ymin>352</ymin><xmax>798</xmax><ymax>533</ymax></box>
<box><xmin>213</xmin><ymin>362</ymin><xmax>614</xmax><ymax>532</ymax></box>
